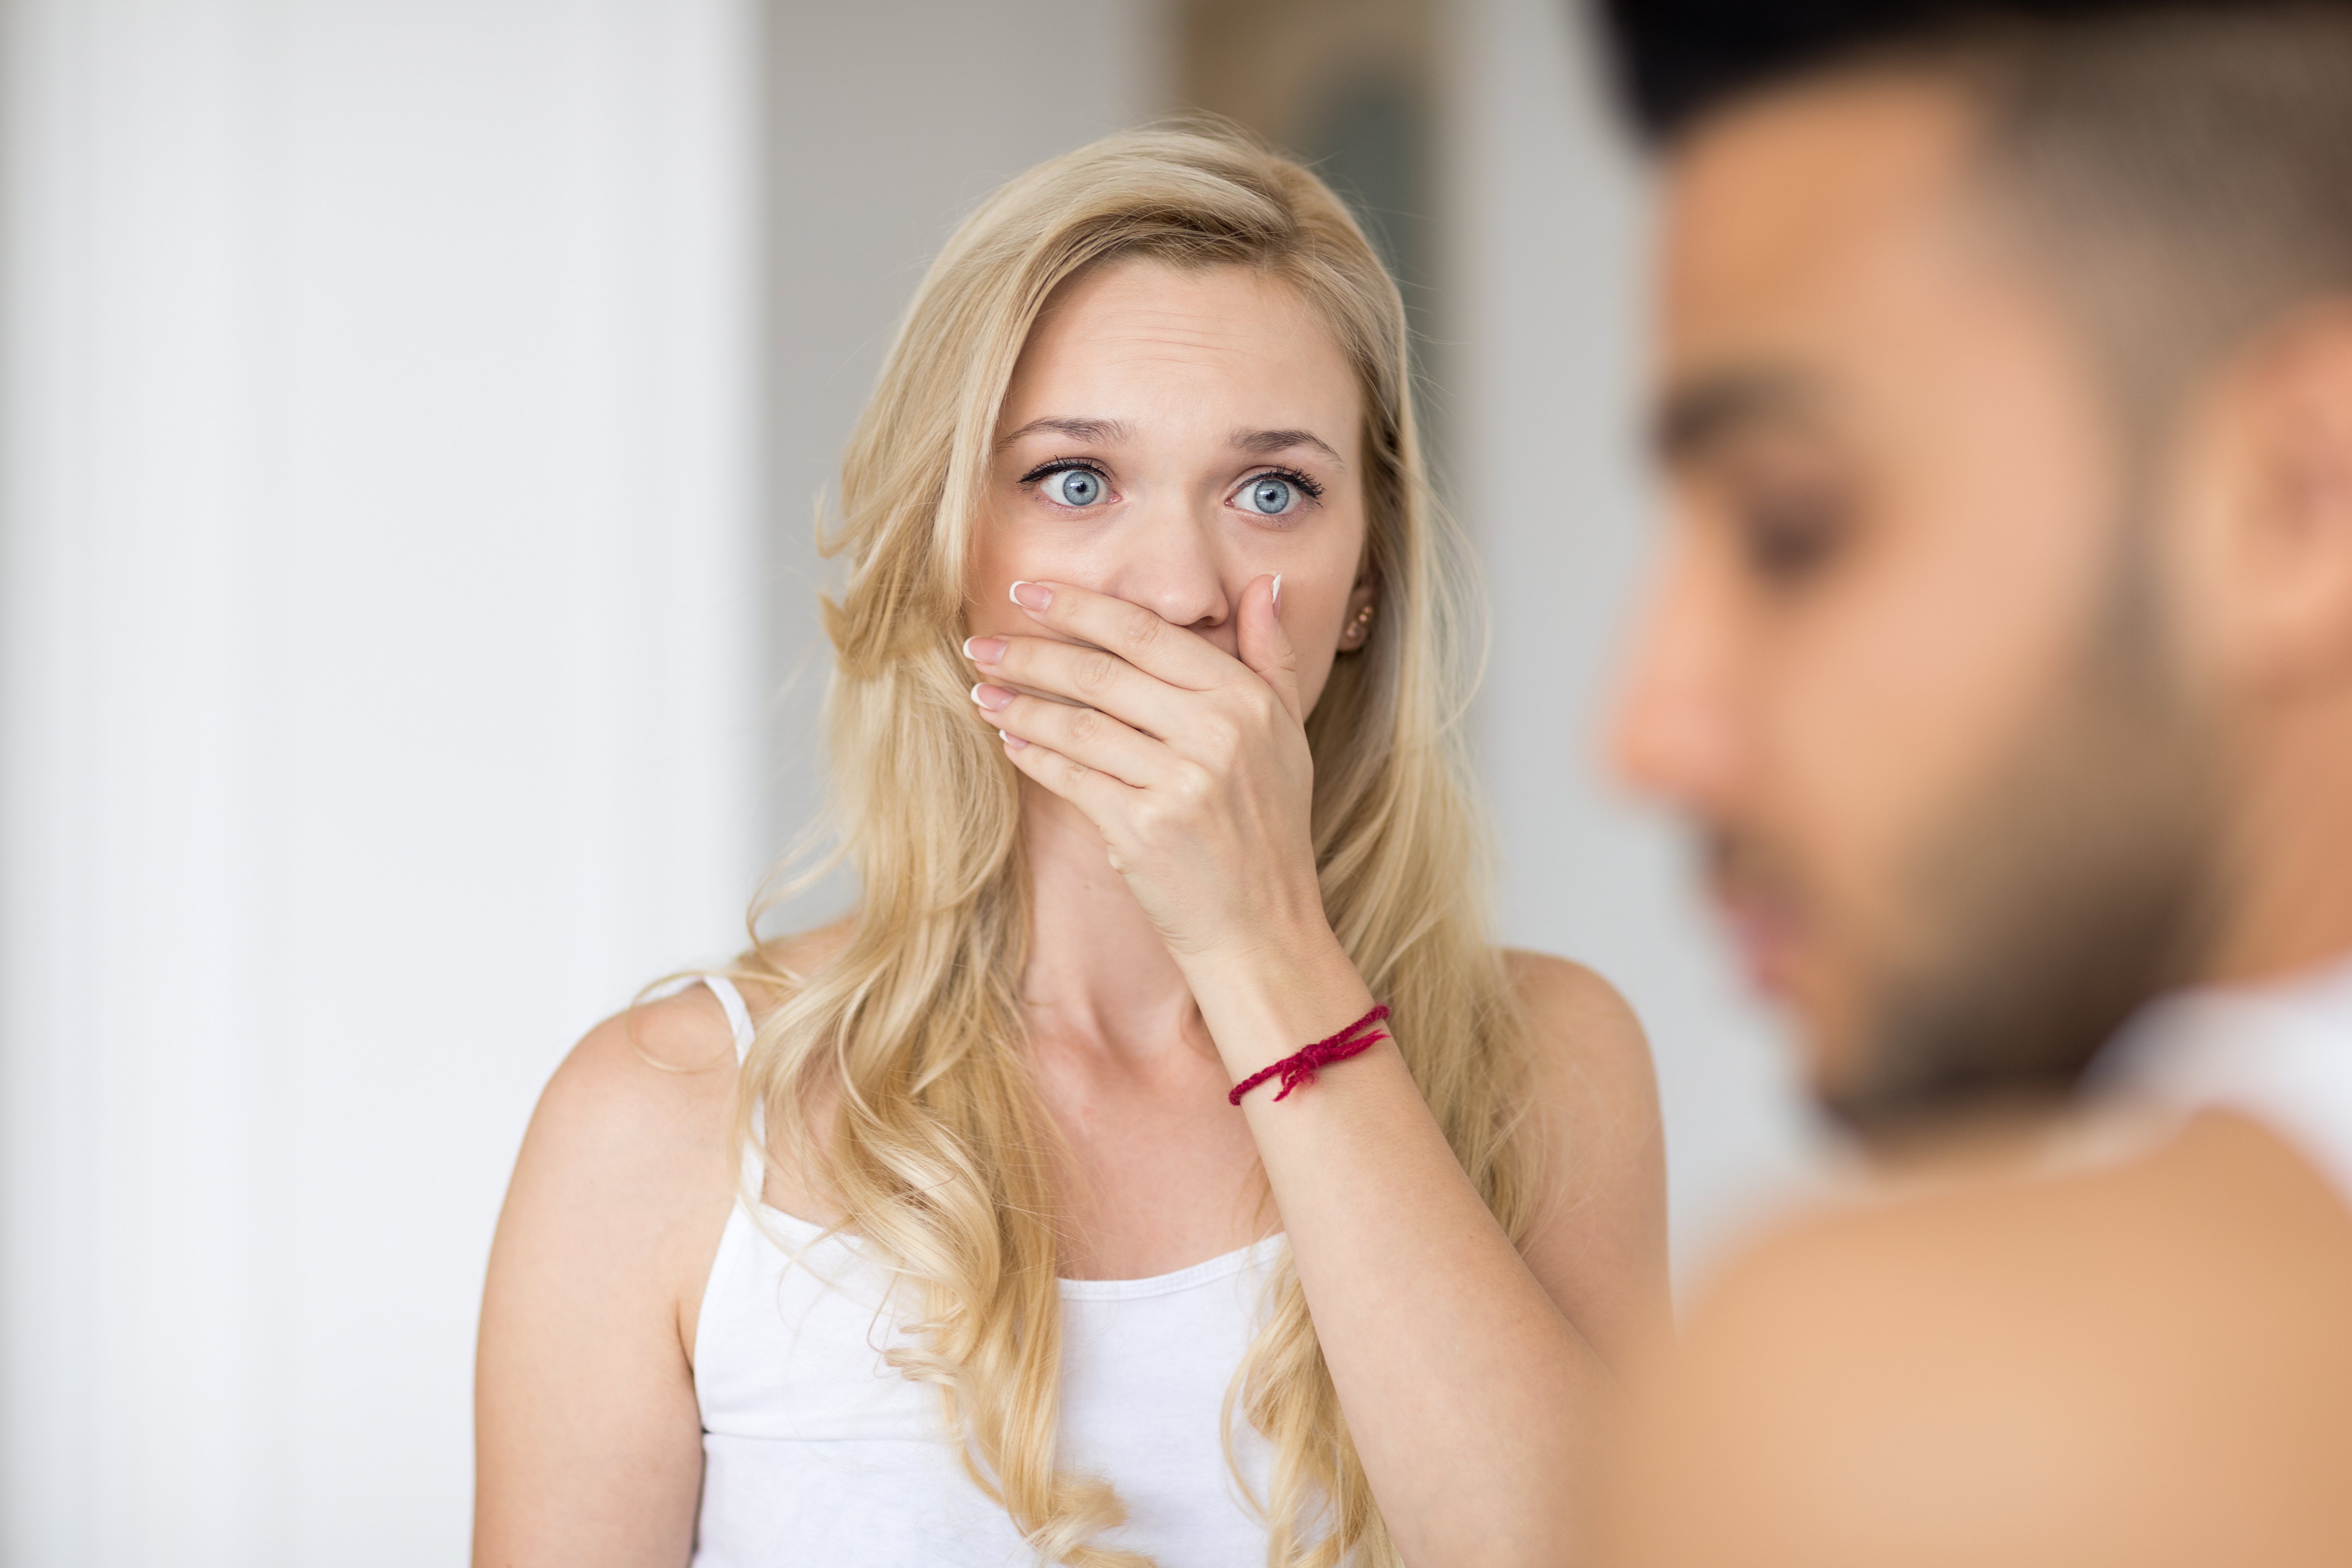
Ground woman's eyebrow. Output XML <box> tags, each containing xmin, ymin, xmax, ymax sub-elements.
<box><xmin>994</xmin><ymin>415</ymin><xmax>1130</xmax><ymax>451</ymax></box>
<box><xmin>1233</xmin><ymin>427</ymin><xmax>1344</xmax><ymax>466</ymax></box>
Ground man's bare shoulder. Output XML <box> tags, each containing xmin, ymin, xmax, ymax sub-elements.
<box><xmin>1602</xmin><ymin>1111</ymin><xmax>2352</xmax><ymax>1567</ymax></box>
<box><xmin>1696</xmin><ymin>1110</ymin><xmax>2352</xmax><ymax>1367</ymax></box>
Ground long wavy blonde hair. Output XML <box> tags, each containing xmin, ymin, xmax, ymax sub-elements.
<box><xmin>730</xmin><ymin>122</ymin><xmax>1537</xmax><ymax>1568</ymax></box>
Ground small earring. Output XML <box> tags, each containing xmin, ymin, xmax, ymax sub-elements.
<box><xmin>1346</xmin><ymin>601</ymin><xmax>1376</xmax><ymax>645</ymax></box>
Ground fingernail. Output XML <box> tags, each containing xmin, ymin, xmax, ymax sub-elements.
<box><xmin>963</xmin><ymin>636</ymin><xmax>1006</xmax><ymax>664</ymax></box>
<box><xmin>970</xmin><ymin>682</ymin><xmax>1014</xmax><ymax>712</ymax></box>
<box><xmin>1271</xmin><ymin>574</ymin><xmax>1283</xmax><ymax>615</ymax></box>
<box><xmin>1009</xmin><ymin>580</ymin><xmax>1052</xmax><ymax>612</ymax></box>
<box><xmin>998</xmin><ymin>729</ymin><xmax>1028</xmax><ymax>751</ymax></box>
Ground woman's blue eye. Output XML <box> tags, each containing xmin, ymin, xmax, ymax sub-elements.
<box><xmin>1241</xmin><ymin>476</ymin><xmax>1295</xmax><ymax>515</ymax></box>
<box><xmin>1041</xmin><ymin>469</ymin><xmax>1104</xmax><ymax>507</ymax></box>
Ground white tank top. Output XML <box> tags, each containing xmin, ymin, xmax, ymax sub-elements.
<box><xmin>689</xmin><ymin>976</ymin><xmax>1283</xmax><ymax>1567</ymax></box>
<box><xmin>2092</xmin><ymin>950</ymin><xmax>2352</xmax><ymax>1209</ymax></box>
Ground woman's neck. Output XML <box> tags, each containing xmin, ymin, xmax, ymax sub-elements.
<box><xmin>1016</xmin><ymin>782</ymin><xmax>1206</xmax><ymax>1062</ymax></box>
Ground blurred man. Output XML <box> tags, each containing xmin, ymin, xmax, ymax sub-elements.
<box><xmin>1596</xmin><ymin>2</ymin><xmax>2352</xmax><ymax>1562</ymax></box>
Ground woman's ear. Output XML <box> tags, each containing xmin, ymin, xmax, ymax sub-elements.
<box><xmin>1337</xmin><ymin>580</ymin><xmax>1379</xmax><ymax>652</ymax></box>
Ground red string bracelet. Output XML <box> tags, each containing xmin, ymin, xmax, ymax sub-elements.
<box><xmin>1228</xmin><ymin>1004</ymin><xmax>1390</xmax><ymax>1106</ymax></box>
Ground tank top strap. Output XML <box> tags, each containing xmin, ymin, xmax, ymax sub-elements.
<box><xmin>698</xmin><ymin>974</ymin><xmax>768</xmax><ymax>1198</ymax></box>
<box><xmin>700</xmin><ymin>973</ymin><xmax>757</xmax><ymax>1063</ymax></box>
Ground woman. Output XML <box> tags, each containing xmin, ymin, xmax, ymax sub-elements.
<box><xmin>475</xmin><ymin>124</ymin><xmax>1668</xmax><ymax>1568</ymax></box>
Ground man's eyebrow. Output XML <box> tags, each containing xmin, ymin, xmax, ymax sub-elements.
<box><xmin>1654</xmin><ymin>370</ymin><xmax>1818</xmax><ymax>463</ymax></box>
<box><xmin>1233</xmin><ymin>427</ymin><xmax>1344</xmax><ymax>466</ymax></box>
<box><xmin>994</xmin><ymin>416</ymin><xmax>1132</xmax><ymax>451</ymax></box>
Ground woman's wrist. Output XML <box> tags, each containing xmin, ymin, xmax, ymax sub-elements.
<box><xmin>1178</xmin><ymin>927</ymin><xmax>1379</xmax><ymax>1082</ymax></box>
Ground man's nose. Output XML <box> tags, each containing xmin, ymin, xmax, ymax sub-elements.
<box><xmin>1609</xmin><ymin>533</ymin><xmax>1748</xmax><ymax>817</ymax></box>
<box><xmin>1108</xmin><ymin>492</ymin><xmax>1231</xmax><ymax>630</ymax></box>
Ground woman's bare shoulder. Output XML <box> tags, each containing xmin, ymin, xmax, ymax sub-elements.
<box><xmin>1501</xmin><ymin>949</ymin><xmax>1655</xmax><ymax>1092</ymax></box>
<box><xmin>478</xmin><ymin>982</ymin><xmax>755</xmax><ymax>1555</ymax></box>
<box><xmin>1499</xmin><ymin>948</ymin><xmax>1672</xmax><ymax>1362</ymax></box>
<box><xmin>520</xmin><ymin>987</ymin><xmax>742</xmax><ymax>1220</ymax></box>
<box><xmin>730</xmin><ymin>914</ymin><xmax>859</xmax><ymax>1008</ymax></box>
<box><xmin>528</xmin><ymin>915</ymin><xmax>858</xmax><ymax>1171</ymax></box>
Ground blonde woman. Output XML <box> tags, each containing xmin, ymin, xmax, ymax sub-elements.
<box><xmin>475</xmin><ymin>124</ymin><xmax>1668</xmax><ymax>1568</ymax></box>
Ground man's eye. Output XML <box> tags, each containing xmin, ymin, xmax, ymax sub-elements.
<box><xmin>1738</xmin><ymin>496</ymin><xmax>1848</xmax><ymax>582</ymax></box>
<box><xmin>1039</xmin><ymin>468</ymin><xmax>1107</xmax><ymax>507</ymax></box>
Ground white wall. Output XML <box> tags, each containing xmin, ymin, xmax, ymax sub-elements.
<box><xmin>1448</xmin><ymin>0</ymin><xmax>1830</xmax><ymax>1280</ymax></box>
<box><xmin>0</xmin><ymin>2</ymin><xmax>763</xmax><ymax>1561</ymax></box>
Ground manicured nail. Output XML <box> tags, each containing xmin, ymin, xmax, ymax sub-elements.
<box><xmin>998</xmin><ymin>729</ymin><xmax>1028</xmax><ymax>751</ymax></box>
<box><xmin>1271</xmin><ymin>574</ymin><xmax>1283</xmax><ymax>615</ymax></box>
<box><xmin>1009</xmin><ymin>580</ymin><xmax>1052</xmax><ymax>612</ymax></box>
<box><xmin>970</xmin><ymin>683</ymin><xmax>1013</xmax><ymax>712</ymax></box>
<box><xmin>963</xmin><ymin>636</ymin><xmax>1006</xmax><ymax>664</ymax></box>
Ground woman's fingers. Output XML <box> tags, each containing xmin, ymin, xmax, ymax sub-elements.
<box><xmin>972</xmin><ymin>684</ymin><xmax>1174</xmax><ymax>789</ymax></box>
<box><xmin>994</xmin><ymin>728</ymin><xmax>1138</xmax><ymax>829</ymax></box>
<box><xmin>970</xmin><ymin>634</ymin><xmax>1186</xmax><ymax>739</ymax></box>
<box><xmin>1234</xmin><ymin>574</ymin><xmax>1305</xmax><ymax>724</ymax></box>
<box><xmin>1006</xmin><ymin>580</ymin><xmax>1236</xmax><ymax>691</ymax></box>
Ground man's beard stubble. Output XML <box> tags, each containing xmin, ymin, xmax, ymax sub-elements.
<box><xmin>1824</xmin><ymin>593</ymin><xmax>2226</xmax><ymax>1140</ymax></box>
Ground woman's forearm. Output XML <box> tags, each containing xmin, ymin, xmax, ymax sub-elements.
<box><xmin>1191</xmin><ymin>934</ymin><xmax>1611</xmax><ymax>1568</ymax></box>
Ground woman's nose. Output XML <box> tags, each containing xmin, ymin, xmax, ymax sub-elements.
<box><xmin>1108</xmin><ymin>499</ymin><xmax>1230</xmax><ymax>630</ymax></box>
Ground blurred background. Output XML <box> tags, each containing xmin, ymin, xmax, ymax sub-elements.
<box><xmin>0</xmin><ymin>0</ymin><xmax>1824</xmax><ymax>1561</ymax></box>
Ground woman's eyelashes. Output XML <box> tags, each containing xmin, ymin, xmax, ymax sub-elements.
<box><xmin>1228</xmin><ymin>466</ymin><xmax>1323</xmax><ymax>521</ymax></box>
<box><xmin>1022</xmin><ymin>458</ymin><xmax>1114</xmax><ymax>510</ymax></box>
<box><xmin>1015</xmin><ymin>458</ymin><xmax>1327</xmax><ymax>520</ymax></box>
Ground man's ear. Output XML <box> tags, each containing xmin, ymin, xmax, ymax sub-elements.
<box><xmin>2184</xmin><ymin>305</ymin><xmax>2352</xmax><ymax>702</ymax></box>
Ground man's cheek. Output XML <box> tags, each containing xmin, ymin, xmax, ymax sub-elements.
<box><xmin>1777</xmin><ymin>810</ymin><xmax>1911</xmax><ymax>1068</ymax></box>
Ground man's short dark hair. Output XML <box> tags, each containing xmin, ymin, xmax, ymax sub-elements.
<box><xmin>1599</xmin><ymin>2</ymin><xmax>2352</xmax><ymax>424</ymax></box>
<box><xmin>1597</xmin><ymin>0</ymin><xmax>2280</xmax><ymax>144</ymax></box>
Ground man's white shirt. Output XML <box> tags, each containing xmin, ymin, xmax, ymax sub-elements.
<box><xmin>2093</xmin><ymin>951</ymin><xmax>2352</xmax><ymax>1209</ymax></box>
